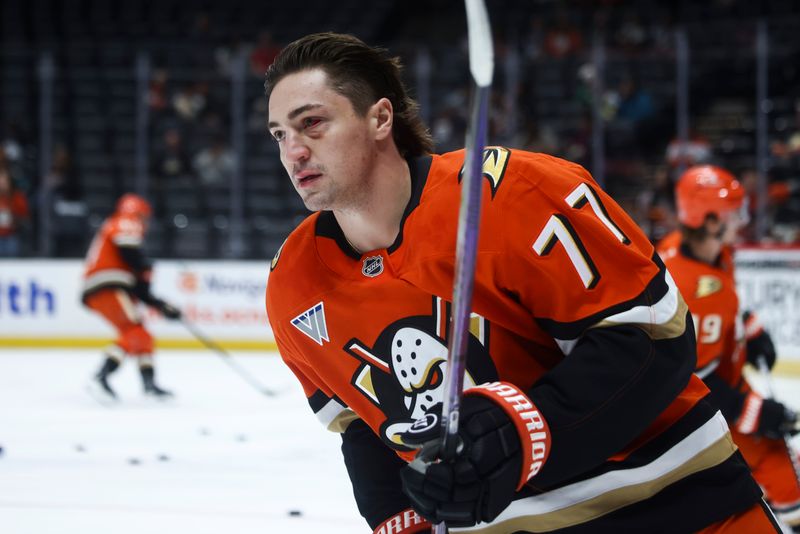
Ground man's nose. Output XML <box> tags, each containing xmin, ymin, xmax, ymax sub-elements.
<box><xmin>283</xmin><ymin>133</ymin><xmax>310</xmax><ymax>163</ymax></box>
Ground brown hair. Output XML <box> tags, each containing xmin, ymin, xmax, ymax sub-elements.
<box><xmin>264</xmin><ymin>32</ymin><xmax>434</xmax><ymax>158</ymax></box>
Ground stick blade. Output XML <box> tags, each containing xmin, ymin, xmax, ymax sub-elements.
<box><xmin>464</xmin><ymin>0</ymin><xmax>494</xmax><ymax>87</ymax></box>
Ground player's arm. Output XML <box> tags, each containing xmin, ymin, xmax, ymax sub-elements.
<box><xmin>526</xmin><ymin>260</ymin><xmax>695</xmax><ymax>488</ymax></box>
<box><xmin>704</xmin><ymin>371</ymin><xmax>797</xmax><ymax>439</ymax></box>
<box><xmin>279</xmin><ymin>351</ymin><xmax>430</xmax><ymax>533</ymax></box>
<box><xmin>742</xmin><ymin>310</ymin><xmax>777</xmax><ymax>370</ymax></box>
<box><xmin>116</xmin><ymin>242</ymin><xmax>180</xmax><ymax>319</ymax></box>
<box><xmin>342</xmin><ymin>419</ymin><xmax>430</xmax><ymax>533</ymax></box>
<box><xmin>502</xmin><ymin>169</ymin><xmax>697</xmax><ymax>488</ymax></box>
<box><xmin>400</xmin><ymin>166</ymin><xmax>698</xmax><ymax>526</ymax></box>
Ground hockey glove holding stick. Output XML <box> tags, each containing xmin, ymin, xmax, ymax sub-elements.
<box><xmin>743</xmin><ymin>311</ymin><xmax>777</xmax><ymax>370</ymax></box>
<box><xmin>399</xmin><ymin>382</ymin><xmax>551</xmax><ymax>527</ymax></box>
<box><xmin>735</xmin><ymin>392</ymin><xmax>799</xmax><ymax>439</ymax></box>
<box><xmin>373</xmin><ymin>508</ymin><xmax>431</xmax><ymax>534</ymax></box>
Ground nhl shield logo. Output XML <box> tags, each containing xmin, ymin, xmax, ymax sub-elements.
<box><xmin>362</xmin><ymin>256</ymin><xmax>384</xmax><ymax>277</ymax></box>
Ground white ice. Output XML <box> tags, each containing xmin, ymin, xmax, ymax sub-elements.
<box><xmin>1</xmin><ymin>349</ymin><xmax>799</xmax><ymax>534</ymax></box>
<box><xmin>0</xmin><ymin>349</ymin><xmax>365</xmax><ymax>533</ymax></box>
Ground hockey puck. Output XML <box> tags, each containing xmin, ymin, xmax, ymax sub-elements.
<box><xmin>75</xmin><ymin>444</ymin><xmax>86</xmax><ymax>453</ymax></box>
<box><xmin>288</xmin><ymin>510</ymin><xmax>302</xmax><ymax>517</ymax></box>
<box><xmin>0</xmin><ymin>445</ymin><xmax>4</xmax><ymax>457</ymax></box>
<box><xmin>199</xmin><ymin>427</ymin><xmax>211</xmax><ymax>436</ymax></box>
<box><xmin>235</xmin><ymin>434</ymin><xmax>248</xmax><ymax>442</ymax></box>
<box><xmin>157</xmin><ymin>454</ymin><xmax>170</xmax><ymax>462</ymax></box>
<box><xmin>128</xmin><ymin>457</ymin><xmax>142</xmax><ymax>465</ymax></box>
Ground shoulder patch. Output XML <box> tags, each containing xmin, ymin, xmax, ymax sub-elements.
<box><xmin>458</xmin><ymin>146</ymin><xmax>510</xmax><ymax>199</ymax></box>
<box><xmin>291</xmin><ymin>302</ymin><xmax>330</xmax><ymax>345</ymax></box>
<box><xmin>270</xmin><ymin>239</ymin><xmax>287</xmax><ymax>271</ymax></box>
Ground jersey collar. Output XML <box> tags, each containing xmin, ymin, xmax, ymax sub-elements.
<box><xmin>314</xmin><ymin>155</ymin><xmax>433</xmax><ymax>260</ymax></box>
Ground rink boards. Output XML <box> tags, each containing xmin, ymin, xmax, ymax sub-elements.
<box><xmin>1</xmin><ymin>247</ymin><xmax>799</xmax><ymax>359</ymax></box>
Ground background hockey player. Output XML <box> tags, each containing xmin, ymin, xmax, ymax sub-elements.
<box><xmin>264</xmin><ymin>33</ymin><xmax>778</xmax><ymax>533</ymax></box>
<box><xmin>658</xmin><ymin>165</ymin><xmax>800</xmax><ymax>530</ymax></box>
<box><xmin>82</xmin><ymin>193</ymin><xmax>181</xmax><ymax>401</ymax></box>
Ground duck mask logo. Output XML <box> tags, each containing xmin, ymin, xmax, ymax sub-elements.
<box><xmin>343</xmin><ymin>296</ymin><xmax>497</xmax><ymax>451</ymax></box>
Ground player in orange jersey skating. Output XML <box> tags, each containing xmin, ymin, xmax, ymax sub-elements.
<box><xmin>82</xmin><ymin>193</ymin><xmax>181</xmax><ymax>401</ymax></box>
<box><xmin>659</xmin><ymin>165</ymin><xmax>800</xmax><ymax>530</ymax></box>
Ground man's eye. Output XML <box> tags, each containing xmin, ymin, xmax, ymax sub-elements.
<box><xmin>303</xmin><ymin>117</ymin><xmax>320</xmax><ymax>128</ymax></box>
<box><xmin>272</xmin><ymin>131</ymin><xmax>285</xmax><ymax>142</ymax></box>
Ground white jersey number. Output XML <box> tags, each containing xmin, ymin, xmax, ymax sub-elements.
<box><xmin>532</xmin><ymin>183</ymin><xmax>630</xmax><ymax>289</ymax></box>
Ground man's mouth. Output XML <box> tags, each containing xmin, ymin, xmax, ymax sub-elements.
<box><xmin>295</xmin><ymin>171</ymin><xmax>322</xmax><ymax>187</ymax></box>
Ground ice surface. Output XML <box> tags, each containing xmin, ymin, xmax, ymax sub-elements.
<box><xmin>1</xmin><ymin>349</ymin><xmax>798</xmax><ymax>534</ymax></box>
<box><xmin>0</xmin><ymin>349</ymin><xmax>364</xmax><ymax>533</ymax></box>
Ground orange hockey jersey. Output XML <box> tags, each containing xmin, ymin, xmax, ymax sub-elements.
<box><xmin>658</xmin><ymin>235</ymin><xmax>745</xmax><ymax>386</ymax></box>
<box><xmin>267</xmin><ymin>149</ymin><xmax>760</xmax><ymax>532</ymax></box>
<box><xmin>82</xmin><ymin>213</ymin><xmax>149</xmax><ymax>298</ymax></box>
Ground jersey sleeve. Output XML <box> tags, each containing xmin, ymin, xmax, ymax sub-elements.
<box><xmin>270</xmin><ymin>309</ymin><xmax>361</xmax><ymax>434</ymax></box>
<box><xmin>341</xmin><ymin>418</ymin><xmax>413</xmax><ymax>530</ymax></box>
<box><xmin>495</xmin><ymin>159</ymin><xmax>697</xmax><ymax>488</ymax></box>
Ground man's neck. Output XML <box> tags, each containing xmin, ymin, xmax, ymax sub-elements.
<box><xmin>334</xmin><ymin>154</ymin><xmax>411</xmax><ymax>254</ymax></box>
<box><xmin>687</xmin><ymin>237</ymin><xmax>722</xmax><ymax>265</ymax></box>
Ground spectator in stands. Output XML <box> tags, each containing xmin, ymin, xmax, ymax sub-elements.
<box><xmin>172</xmin><ymin>82</ymin><xmax>209</xmax><ymax>123</ymax></box>
<box><xmin>152</xmin><ymin>128</ymin><xmax>192</xmax><ymax>181</ymax></box>
<box><xmin>612</xmin><ymin>74</ymin><xmax>656</xmax><ymax>125</ymax></box>
<box><xmin>666</xmin><ymin>129</ymin><xmax>712</xmax><ymax>173</ymax></box>
<box><xmin>543</xmin><ymin>9</ymin><xmax>583</xmax><ymax>59</ymax></box>
<box><xmin>193</xmin><ymin>133</ymin><xmax>236</xmax><ymax>185</ymax></box>
<box><xmin>636</xmin><ymin>164</ymin><xmax>677</xmax><ymax>243</ymax></box>
<box><xmin>215</xmin><ymin>34</ymin><xmax>250</xmax><ymax>77</ymax></box>
<box><xmin>0</xmin><ymin>165</ymin><xmax>30</xmax><ymax>257</ymax></box>
<box><xmin>2</xmin><ymin>121</ymin><xmax>31</xmax><ymax>193</ymax></box>
<box><xmin>38</xmin><ymin>144</ymin><xmax>87</xmax><ymax>257</ymax></box>
<box><xmin>771</xmin><ymin>98</ymin><xmax>800</xmax><ymax>170</ymax></box>
<box><xmin>612</xmin><ymin>12</ymin><xmax>650</xmax><ymax>54</ymax></box>
<box><xmin>249</xmin><ymin>31</ymin><xmax>281</xmax><ymax>77</ymax></box>
<box><xmin>147</xmin><ymin>68</ymin><xmax>171</xmax><ymax>116</ymax></box>
<box><xmin>151</xmin><ymin>127</ymin><xmax>193</xmax><ymax>216</ymax></box>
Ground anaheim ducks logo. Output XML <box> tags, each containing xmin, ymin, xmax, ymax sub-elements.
<box><xmin>695</xmin><ymin>275</ymin><xmax>723</xmax><ymax>298</ymax></box>
<box><xmin>343</xmin><ymin>296</ymin><xmax>497</xmax><ymax>451</ymax></box>
<box><xmin>270</xmin><ymin>239</ymin><xmax>287</xmax><ymax>271</ymax></box>
<box><xmin>458</xmin><ymin>146</ymin><xmax>511</xmax><ymax>199</ymax></box>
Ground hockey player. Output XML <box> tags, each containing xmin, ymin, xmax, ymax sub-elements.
<box><xmin>658</xmin><ymin>165</ymin><xmax>800</xmax><ymax>529</ymax></box>
<box><xmin>82</xmin><ymin>193</ymin><xmax>181</xmax><ymax>401</ymax></box>
<box><xmin>264</xmin><ymin>33</ymin><xmax>777</xmax><ymax>532</ymax></box>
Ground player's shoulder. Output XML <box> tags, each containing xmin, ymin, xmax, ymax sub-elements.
<box><xmin>431</xmin><ymin>147</ymin><xmax>592</xmax><ymax>196</ymax></box>
<box><xmin>266</xmin><ymin>212</ymin><xmax>325</xmax><ymax>307</ymax></box>
<box><xmin>656</xmin><ymin>231</ymin><xmax>682</xmax><ymax>260</ymax></box>
<box><xmin>268</xmin><ymin>213</ymin><xmax>318</xmax><ymax>276</ymax></box>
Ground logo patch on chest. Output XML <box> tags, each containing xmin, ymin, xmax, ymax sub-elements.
<box><xmin>362</xmin><ymin>255</ymin><xmax>384</xmax><ymax>277</ymax></box>
<box><xmin>695</xmin><ymin>275</ymin><xmax>723</xmax><ymax>298</ymax></box>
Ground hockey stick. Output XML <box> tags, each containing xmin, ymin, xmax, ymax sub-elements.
<box><xmin>757</xmin><ymin>356</ymin><xmax>800</xmax><ymax>485</ymax></box>
<box><xmin>181</xmin><ymin>319</ymin><xmax>277</xmax><ymax>397</ymax></box>
<box><xmin>433</xmin><ymin>1</ymin><xmax>493</xmax><ymax>532</ymax></box>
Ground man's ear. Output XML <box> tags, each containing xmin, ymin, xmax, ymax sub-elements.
<box><xmin>371</xmin><ymin>97</ymin><xmax>394</xmax><ymax>141</ymax></box>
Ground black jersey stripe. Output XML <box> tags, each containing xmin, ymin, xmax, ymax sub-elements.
<box><xmin>536</xmin><ymin>252</ymin><xmax>671</xmax><ymax>341</ymax></box>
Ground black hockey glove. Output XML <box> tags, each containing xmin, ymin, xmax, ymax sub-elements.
<box><xmin>758</xmin><ymin>398</ymin><xmax>799</xmax><ymax>440</ymax></box>
<box><xmin>153</xmin><ymin>299</ymin><xmax>182</xmax><ymax>320</ymax></box>
<box><xmin>743</xmin><ymin>311</ymin><xmax>776</xmax><ymax>370</ymax></box>
<box><xmin>398</xmin><ymin>382</ymin><xmax>551</xmax><ymax>528</ymax></box>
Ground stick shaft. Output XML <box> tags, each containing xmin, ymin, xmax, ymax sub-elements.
<box><xmin>182</xmin><ymin>319</ymin><xmax>275</xmax><ymax>397</ymax></box>
<box><xmin>433</xmin><ymin>3</ymin><xmax>493</xmax><ymax>533</ymax></box>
